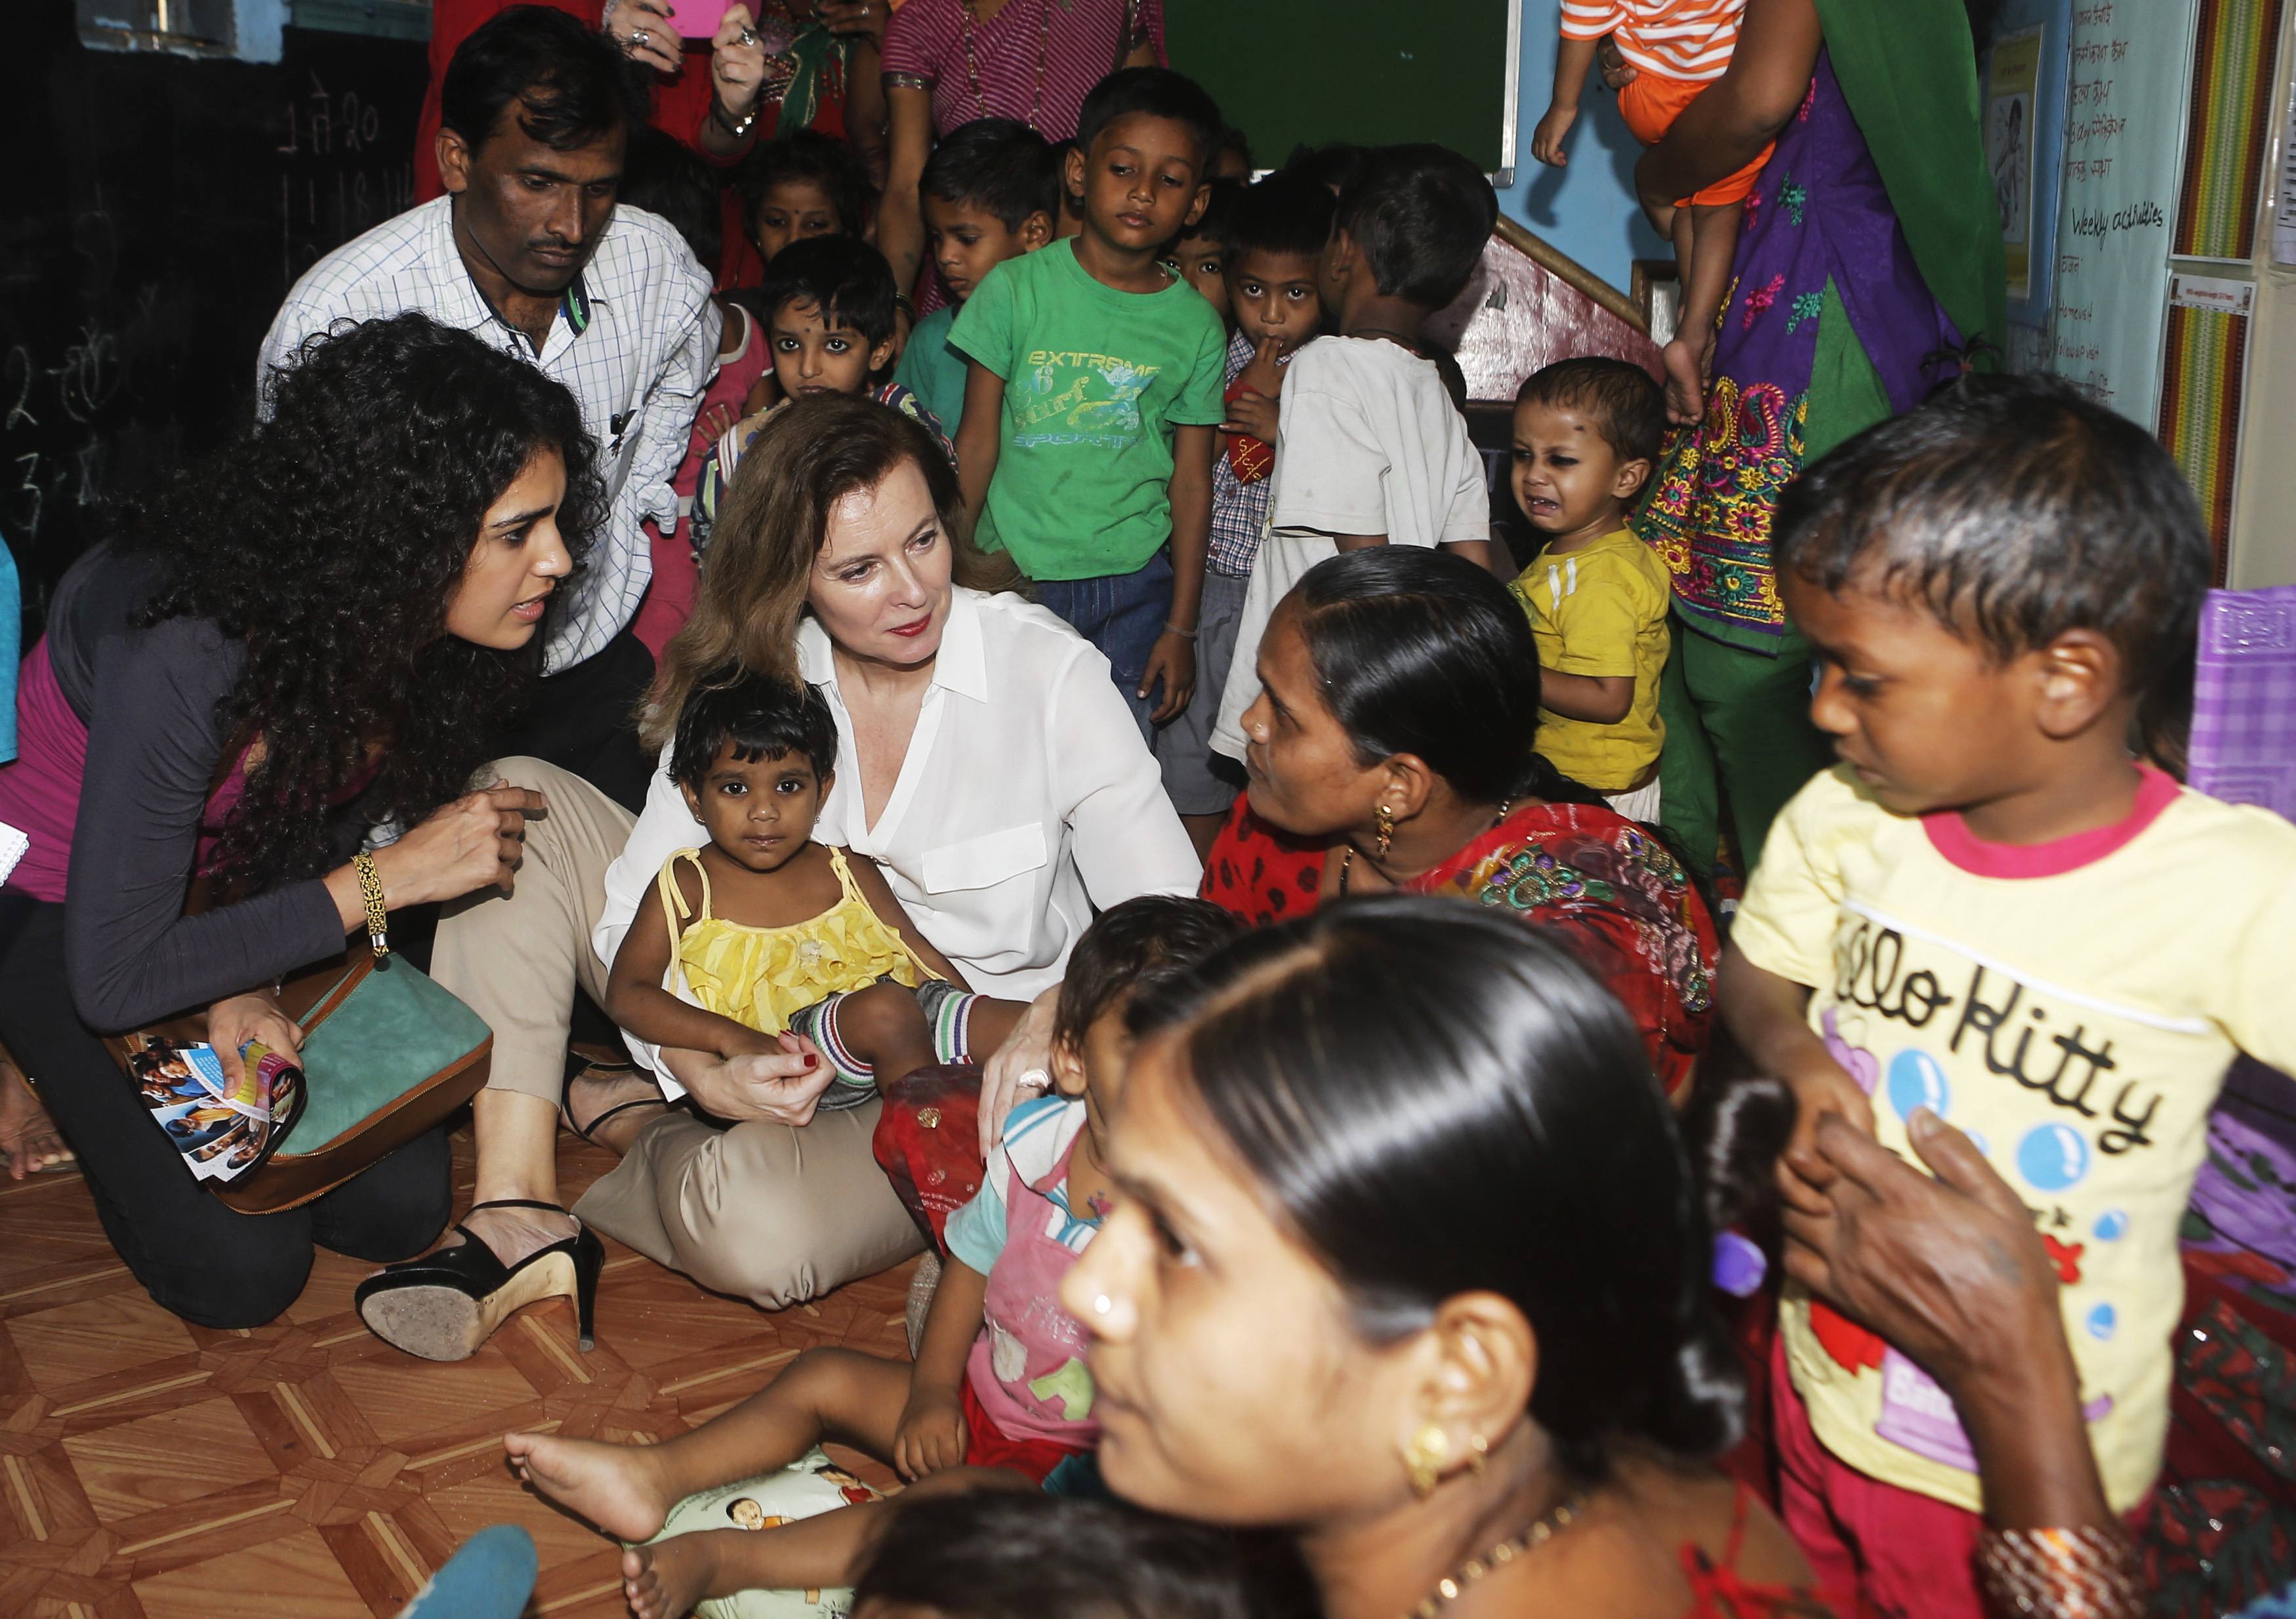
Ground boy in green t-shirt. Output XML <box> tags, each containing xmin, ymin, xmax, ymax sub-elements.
<box><xmin>951</xmin><ymin>69</ymin><xmax>1229</xmax><ymax>741</ymax></box>
<box><xmin>893</xmin><ymin>118</ymin><xmax>1059</xmax><ymax>440</ymax></box>
<box><xmin>1506</xmin><ymin>358</ymin><xmax>1675</xmax><ymax>821</ymax></box>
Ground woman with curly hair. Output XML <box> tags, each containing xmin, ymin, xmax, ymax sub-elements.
<box><xmin>0</xmin><ymin>312</ymin><xmax>600</xmax><ymax>1329</ymax></box>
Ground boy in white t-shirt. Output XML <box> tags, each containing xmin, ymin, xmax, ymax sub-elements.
<box><xmin>1209</xmin><ymin>144</ymin><xmax>1500</xmax><ymax>760</ymax></box>
<box><xmin>1722</xmin><ymin>378</ymin><xmax>2296</xmax><ymax>1619</ymax></box>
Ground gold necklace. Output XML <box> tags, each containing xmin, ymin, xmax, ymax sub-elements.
<box><xmin>1407</xmin><ymin>1489</ymin><xmax>1588</xmax><ymax>1619</ymax></box>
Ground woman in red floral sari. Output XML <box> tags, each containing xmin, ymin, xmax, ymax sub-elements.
<box><xmin>1202</xmin><ymin>546</ymin><xmax>1717</xmax><ymax>1097</ymax></box>
<box><xmin>879</xmin><ymin>548</ymin><xmax>1715</xmax><ymax>1250</ymax></box>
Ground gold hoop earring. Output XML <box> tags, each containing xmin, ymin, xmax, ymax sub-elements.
<box><xmin>1374</xmin><ymin>802</ymin><xmax>1396</xmax><ymax>859</ymax></box>
<box><xmin>1403</xmin><ymin>1422</ymin><xmax>1449</xmax><ymax>1499</ymax></box>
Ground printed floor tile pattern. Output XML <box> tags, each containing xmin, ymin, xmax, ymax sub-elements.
<box><xmin>0</xmin><ymin>1128</ymin><xmax>918</xmax><ymax>1617</ymax></box>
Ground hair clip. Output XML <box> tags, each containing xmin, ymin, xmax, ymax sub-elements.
<box><xmin>1712</xmin><ymin>1230</ymin><xmax>1767</xmax><ymax>1298</ymax></box>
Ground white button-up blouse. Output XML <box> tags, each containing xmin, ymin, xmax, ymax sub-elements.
<box><xmin>594</xmin><ymin>587</ymin><xmax>1200</xmax><ymax>1095</ymax></box>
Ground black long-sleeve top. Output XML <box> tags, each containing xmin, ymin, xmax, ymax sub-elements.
<box><xmin>35</xmin><ymin>547</ymin><xmax>368</xmax><ymax>1032</ymax></box>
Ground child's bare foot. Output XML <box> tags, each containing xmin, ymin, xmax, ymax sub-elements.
<box><xmin>1662</xmin><ymin>334</ymin><xmax>1709</xmax><ymax>425</ymax></box>
<box><xmin>0</xmin><ymin>1065</ymin><xmax>71</xmax><ymax>1179</ymax></box>
<box><xmin>504</xmin><ymin>1429</ymin><xmax>677</xmax><ymax>1542</ymax></box>
<box><xmin>623</xmin><ymin>1535</ymin><xmax>720</xmax><ymax>1619</ymax></box>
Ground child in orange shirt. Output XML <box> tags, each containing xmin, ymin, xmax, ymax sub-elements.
<box><xmin>1534</xmin><ymin>0</ymin><xmax>1772</xmax><ymax>424</ymax></box>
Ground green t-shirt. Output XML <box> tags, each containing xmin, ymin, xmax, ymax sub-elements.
<box><xmin>949</xmin><ymin>239</ymin><xmax>1227</xmax><ymax>581</ymax></box>
<box><xmin>893</xmin><ymin>303</ymin><xmax>969</xmax><ymax>441</ymax></box>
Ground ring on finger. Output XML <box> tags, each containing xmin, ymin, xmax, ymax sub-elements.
<box><xmin>1017</xmin><ymin>1067</ymin><xmax>1051</xmax><ymax>1093</ymax></box>
<box><xmin>738</xmin><ymin>25</ymin><xmax>756</xmax><ymax>43</ymax></box>
<box><xmin>630</xmin><ymin>26</ymin><xmax>649</xmax><ymax>47</ymax></box>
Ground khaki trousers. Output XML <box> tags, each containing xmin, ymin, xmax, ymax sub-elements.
<box><xmin>433</xmin><ymin>758</ymin><xmax>922</xmax><ymax>1310</ymax></box>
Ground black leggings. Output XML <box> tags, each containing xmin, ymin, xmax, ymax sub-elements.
<box><xmin>0</xmin><ymin>893</ymin><xmax>451</xmax><ymax>1328</ymax></box>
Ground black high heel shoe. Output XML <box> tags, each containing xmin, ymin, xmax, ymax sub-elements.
<box><xmin>355</xmin><ymin>1199</ymin><xmax>603</xmax><ymax>1362</ymax></box>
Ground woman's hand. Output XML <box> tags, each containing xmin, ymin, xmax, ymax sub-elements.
<box><xmin>676</xmin><ymin>1033</ymin><xmax>838</xmax><ymax>1126</ymax></box>
<box><xmin>710</xmin><ymin>5</ymin><xmax>771</xmax><ymax>127</ymax></box>
<box><xmin>1783</xmin><ymin>1108</ymin><xmax>2116</xmax><ymax>1529</ymax></box>
<box><xmin>892</xmin><ymin>1383</ymin><xmax>969</xmax><ymax>1480</ymax></box>
<box><xmin>207</xmin><ymin>992</ymin><xmax>302</xmax><ymax>1088</ymax></box>
<box><xmin>816</xmin><ymin>0</ymin><xmax>888</xmax><ymax>45</ymax></box>
<box><xmin>603</xmin><ymin>0</ymin><xmax>682</xmax><ymax>75</ymax></box>
<box><xmin>367</xmin><ymin>785</ymin><xmax>549</xmax><ymax>911</ymax></box>
<box><xmin>978</xmin><ymin>985</ymin><xmax>1058</xmax><ymax>1157</ymax></box>
<box><xmin>1782</xmin><ymin>1109</ymin><xmax>2059</xmax><ymax>1403</ymax></box>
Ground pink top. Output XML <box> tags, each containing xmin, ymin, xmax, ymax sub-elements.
<box><xmin>0</xmin><ymin>640</ymin><xmax>381</xmax><ymax>906</ymax></box>
<box><xmin>882</xmin><ymin>0</ymin><xmax>1164</xmax><ymax>140</ymax></box>
<box><xmin>1922</xmin><ymin>762</ymin><xmax>2182</xmax><ymax>879</ymax></box>
<box><xmin>1</xmin><ymin>644</ymin><xmax>89</xmax><ymax>904</ymax></box>
<box><xmin>634</xmin><ymin>303</ymin><xmax>771</xmax><ymax>661</ymax></box>
<box><xmin>964</xmin><ymin>1136</ymin><xmax>1100</xmax><ymax>1448</ymax></box>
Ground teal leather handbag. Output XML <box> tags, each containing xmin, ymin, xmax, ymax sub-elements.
<box><xmin>111</xmin><ymin>948</ymin><xmax>493</xmax><ymax>1214</ymax></box>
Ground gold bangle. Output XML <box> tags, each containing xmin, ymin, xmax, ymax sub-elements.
<box><xmin>352</xmin><ymin>851</ymin><xmax>390</xmax><ymax>967</ymax></box>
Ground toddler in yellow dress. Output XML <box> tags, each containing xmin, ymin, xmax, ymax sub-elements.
<box><xmin>607</xmin><ymin>673</ymin><xmax>1023</xmax><ymax>1113</ymax></box>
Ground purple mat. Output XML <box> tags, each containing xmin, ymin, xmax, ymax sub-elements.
<box><xmin>2188</xmin><ymin>586</ymin><xmax>2296</xmax><ymax>821</ymax></box>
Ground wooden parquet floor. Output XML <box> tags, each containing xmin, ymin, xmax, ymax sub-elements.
<box><xmin>0</xmin><ymin>1127</ymin><xmax>916</xmax><ymax>1619</ymax></box>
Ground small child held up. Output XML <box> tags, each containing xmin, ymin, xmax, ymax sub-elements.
<box><xmin>1156</xmin><ymin>173</ymin><xmax>1335</xmax><ymax>854</ymax></box>
<box><xmin>604</xmin><ymin>673</ymin><xmax>1021</xmax><ymax>1111</ymax></box>
<box><xmin>894</xmin><ymin>118</ymin><xmax>1060</xmax><ymax>439</ymax></box>
<box><xmin>1209</xmin><ymin>144</ymin><xmax>1499</xmax><ymax>765</ymax></box>
<box><xmin>1533</xmin><ymin>0</ymin><xmax>1769</xmax><ymax>424</ymax></box>
<box><xmin>516</xmin><ymin>897</ymin><xmax>1246</xmax><ymax>1619</ymax></box>
<box><xmin>1719</xmin><ymin>377</ymin><xmax>2296</xmax><ymax>1618</ymax></box>
<box><xmin>692</xmin><ymin>237</ymin><xmax>952</xmax><ymax>554</ymax></box>
<box><xmin>952</xmin><ymin>69</ymin><xmax>1230</xmax><ymax>742</ymax></box>
<box><xmin>1507</xmin><ymin>358</ymin><xmax>1672</xmax><ymax>821</ymax></box>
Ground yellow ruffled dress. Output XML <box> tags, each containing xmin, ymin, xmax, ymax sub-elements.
<box><xmin>661</xmin><ymin>846</ymin><xmax>938</xmax><ymax>1034</ymax></box>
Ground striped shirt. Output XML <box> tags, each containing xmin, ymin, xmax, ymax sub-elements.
<box><xmin>257</xmin><ymin>195</ymin><xmax>720</xmax><ymax>673</ymax></box>
<box><xmin>881</xmin><ymin>0</ymin><xmax>1163</xmax><ymax>138</ymax></box>
<box><xmin>1559</xmin><ymin>0</ymin><xmax>1744</xmax><ymax>83</ymax></box>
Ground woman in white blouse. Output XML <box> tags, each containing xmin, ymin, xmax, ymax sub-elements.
<box><xmin>354</xmin><ymin>396</ymin><xmax>1195</xmax><ymax>1360</ymax></box>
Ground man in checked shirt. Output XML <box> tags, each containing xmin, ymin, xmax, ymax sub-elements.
<box><xmin>260</xmin><ymin>7</ymin><xmax>719</xmax><ymax>810</ymax></box>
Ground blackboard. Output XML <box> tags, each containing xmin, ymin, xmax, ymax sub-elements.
<box><xmin>1162</xmin><ymin>0</ymin><xmax>1516</xmax><ymax>174</ymax></box>
<box><xmin>0</xmin><ymin>4</ymin><xmax>427</xmax><ymax>632</ymax></box>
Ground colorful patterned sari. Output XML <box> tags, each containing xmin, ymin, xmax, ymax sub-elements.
<box><xmin>1199</xmin><ymin>797</ymin><xmax>1718</xmax><ymax>1096</ymax></box>
<box><xmin>1633</xmin><ymin>49</ymin><xmax>1970</xmax><ymax>651</ymax></box>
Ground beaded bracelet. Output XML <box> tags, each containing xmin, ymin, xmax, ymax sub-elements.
<box><xmin>1976</xmin><ymin>1525</ymin><xmax>2142</xmax><ymax>1619</ymax></box>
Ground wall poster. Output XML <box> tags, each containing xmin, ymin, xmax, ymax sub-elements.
<box><xmin>2045</xmin><ymin>0</ymin><xmax>2202</xmax><ymax>424</ymax></box>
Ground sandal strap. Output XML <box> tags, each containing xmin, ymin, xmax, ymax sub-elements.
<box><xmin>573</xmin><ymin>1096</ymin><xmax>667</xmax><ymax>1146</ymax></box>
<box><xmin>464</xmin><ymin>1197</ymin><xmax>573</xmax><ymax>1216</ymax></box>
